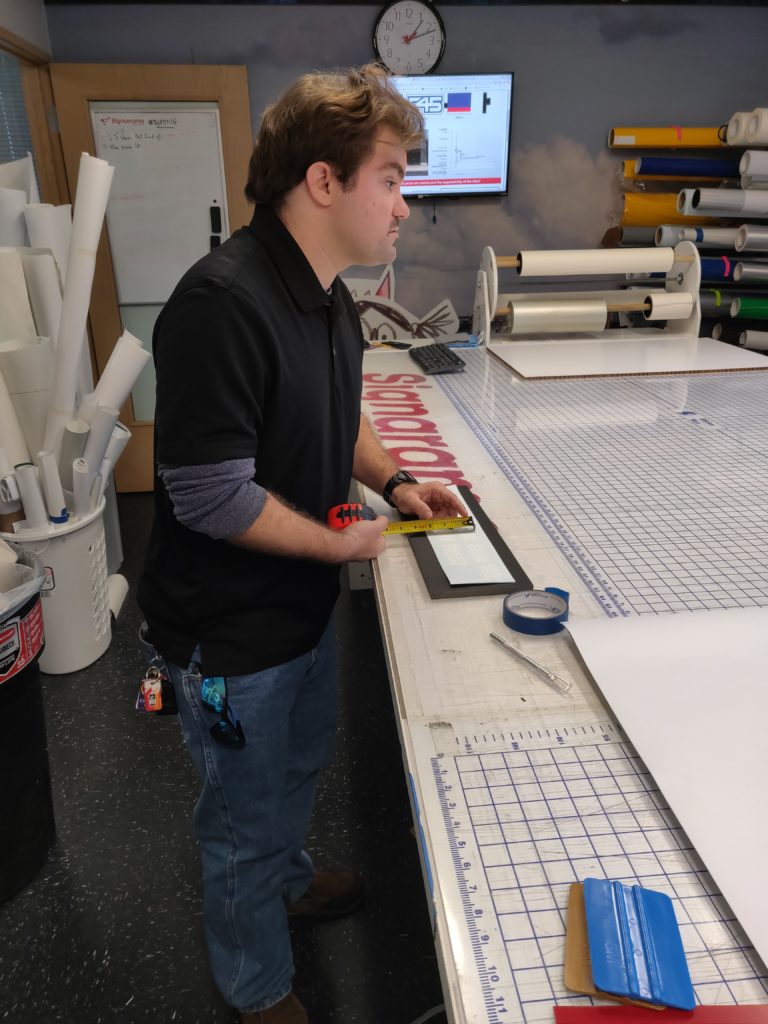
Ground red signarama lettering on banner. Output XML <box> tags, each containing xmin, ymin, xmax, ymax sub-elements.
<box><xmin>0</xmin><ymin>595</ymin><xmax>44</xmax><ymax>685</ymax></box>
<box><xmin>362</xmin><ymin>372</ymin><xmax>474</xmax><ymax>492</ymax></box>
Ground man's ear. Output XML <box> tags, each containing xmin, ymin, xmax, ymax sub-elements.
<box><xmin>305</xmin><ymin>161</ymin><xmax>337</xmax><ymax>207</ymax></box>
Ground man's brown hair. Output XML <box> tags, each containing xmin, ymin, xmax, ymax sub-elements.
<box><xmin>245</xmin><ymin>64</ymin><xmax>423</xmax><ymax>208</ymax></box>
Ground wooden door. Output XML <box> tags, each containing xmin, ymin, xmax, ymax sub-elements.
<box><xmin>50</xmin><ymin>64</ymin><xmax>253</xmax><ymax>491</ymax></box>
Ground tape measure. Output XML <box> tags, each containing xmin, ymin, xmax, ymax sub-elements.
<box><xmin>502</xmin><ymin>588</ymin><xmax>569</xmax><ymax>635</ymax></box>
<box><xmin>327</xmin><ymin>502</ymin><xmax>474</xmax><ymax>535</ymax></box>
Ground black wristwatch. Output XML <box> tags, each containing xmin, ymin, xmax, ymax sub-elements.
<box><xmin>382</xmin><ymin>469</ymin><xmax>418</xmax><ymax>508</ymax></box>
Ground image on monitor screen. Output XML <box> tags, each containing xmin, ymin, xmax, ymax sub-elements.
<box><xmin>392</xmin><ymin>72</ymin><xmax>513</xmax><ymax>199</ymax></box>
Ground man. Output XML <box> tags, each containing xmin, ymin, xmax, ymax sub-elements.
<box><xmin>138</xmin><ymin>64</ymin><xmax>464</xmax><ymax>1023</ymax></box>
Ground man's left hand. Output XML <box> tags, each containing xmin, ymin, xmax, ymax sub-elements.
<box><xmin>390</xmin><ymin>482</ymin><xmax>468</xmax><ymax>520</ymax></box>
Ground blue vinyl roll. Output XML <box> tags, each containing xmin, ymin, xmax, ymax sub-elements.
<box><xmin>700</xmin><ymin>256</ymin><xmax>737</xmax><ymax>281</ymax></box>
<box><xmin>502</xmin><ymin>588</ymin><xmax>569</xmax><ymax>635</ymax></box>
<box><xmin>636</xmin><ymin>156</ymin><xmax>741</xmax><ymax>178</ymax></box>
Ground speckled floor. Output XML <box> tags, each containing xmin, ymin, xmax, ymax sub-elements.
<box><xmin>0</xmin><ymin>494</ymin><xmax>445</xmax><ymax>1024</ymax></box>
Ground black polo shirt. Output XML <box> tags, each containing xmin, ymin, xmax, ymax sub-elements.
<box><xmin>137</xmin><ymin>207</ymin><xmax>364</xmax><ymax>676</ymax></box>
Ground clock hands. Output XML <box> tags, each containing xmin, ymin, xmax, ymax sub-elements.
<box><xmin>402</xmin><ymin>15</ymin><xmax>436</xmax><ymax>45</ymax></box>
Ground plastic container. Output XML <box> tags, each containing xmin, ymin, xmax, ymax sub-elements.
<box><xmin>0</xmin><ymin>564</ymin><xmax>54</xmax><ymax>904</ymax></box>
<box><xmin>2</xmin><ymin>500</ymin><xmax>110</xmax><ymax>674</ymax></box>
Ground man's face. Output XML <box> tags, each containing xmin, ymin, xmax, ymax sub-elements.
<box><xmin>332</xmin><ymin>127</ymin><xmax>410</xmax><ymax>268</ymax></box>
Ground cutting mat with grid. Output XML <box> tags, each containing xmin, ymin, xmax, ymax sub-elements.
<box><xmin>414</xmin><ymin>722</ymin><xmax>768</xmax><ymax>1024</ymax></box>
<box><xmin>438</xmin><ymin>356</ymin><xmax>768</xmax><ymax>616</ymax></box>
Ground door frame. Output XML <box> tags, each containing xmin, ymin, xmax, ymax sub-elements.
<box><xmin>50</xmin><ymin>63</ymin><xmax>253</xmax><ymax>491</ymax></box>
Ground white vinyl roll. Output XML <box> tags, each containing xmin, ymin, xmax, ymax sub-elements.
<box><xmin>59</xmin><ymin>419</ymin><xmax>89</xmax><ymax>491</ymax></box>
<box><xmin>677</xmin><ymin>189</ymin><xmax>698</xmax><ymax>215</ymax></box>
<box><xmin>661</xmin><ymin>226</ymin><xmax>740</xmax><ymax>249</ymax></box>
<box><xmin>23</xmin><ymin>203</ymin><xmax>73</xmax><ymax>279</ymax></box>
<box><xmin>735</xmin><ymin>225</ymin><xmax>768</xmax><ymax>253</ymax></box>
<box><xmin>740</xmin><ymin>150</ymin><xmax>768</xmax><ymax>179</ymax></box>
<box><xmin>82</xmin><ymin>404</ymin><xmax>119</xmax><ymax>490</ymax></box>
<box><xmin>14</xmin><ymin>462</ymin><xmax>48</xmax><ymax>529</ymax></box>
<box><xmin>733</xmin><ymin>263</ymin><xmax>768</xmax><ymax>284</ymax></box>
<box><xmin>741</xmin><ymin>176</ymin><xmax>768</xmax><ymax>191</ymax></box>
<box><xmin>746</xmin><ymin>108</ymin><xmax>768</xmax><ymax>145</ymax></box>
<box><xmin>0</xmin><ymin>366</ymin><xmax>29</xmax><ymax>467</ymax></box>
<box><xmin>741</xmin><ymin>190</ymin><xmax>768</xmax><ymax>215</ymax></box>
<box><xmin>509</xmin><ymin>298</ymin><xmax>608</xmax><ymax>335</ymax></box>
<box><xmin>692</xmin><ymin>188</ymin><xmax>747</xmax><ymax>213</ymax></box>
<box><xmin>103</xmin><ymin>422</ymin><xmax>131</xmax><ymax>467</ymax></box>
<box><xmin>643</xmin><ymin>292</ymin><xmax>695</xmax><ymax>321</ymax></box>
<box><xmin>727</xmin><ymin>112</ymin><xmax>752</xmax><ymax>145</ymax></box>
<box><xmin>515</xmin><ymin>248</ymin><xmax>674</xmax><ymax>278</ymax></box>
<box><xmin>35</xmin><ymin>449</ymin><xmax>67</xmax><ymax>521</ymax></box>
<box><xmin>71</xmin><ymin>457</ymin><xmax>91</xmax><ymax>519</ymax></box>
<box><xmin>19</xmin><ymin>252</ymin><xmax>63</xmax><ymax>341</ymax></box>
<box><xmin>43</xmin><ymin>153</ymin><xmax>114</xmax><ymax>460</ymax></box>
<box><xmin>655</xmin><ymin>225</ymin><xmax>683</xmax><ymax>246</ymax></box>
<box><xmin>739</xmin><ymin>330</ymin><xmax>768</xmax><ymax>350</ymax></box>
<box><xmin>91</xmin><ymin>329</ymin><xmax>151</xmax><ymax>412</ymax></box>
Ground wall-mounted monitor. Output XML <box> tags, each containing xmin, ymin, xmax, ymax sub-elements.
<box><xmin>391</xmin><ymin>72</ymin><xmax>513</xmax><ymax>199</ymax></box>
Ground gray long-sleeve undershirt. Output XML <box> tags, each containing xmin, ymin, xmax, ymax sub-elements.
<box><xmin>158</xmin><ymin>459</ymin><xmax>267</xmax><ymax>540</ymax></box>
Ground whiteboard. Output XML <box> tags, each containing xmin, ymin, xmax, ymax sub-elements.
<box><xmin>90</xmin><ymin>102</ymin><xmax>230</xmax><ymax>304</ymax></box>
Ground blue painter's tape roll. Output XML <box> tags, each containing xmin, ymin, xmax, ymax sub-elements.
<box><xmin>502</xmin><ymin>588</ymin><xmax>569</xmax><ymax>635</ymax></box>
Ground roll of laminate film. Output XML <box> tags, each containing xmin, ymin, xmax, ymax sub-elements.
<box><xmin>502</xmin><ymin>589</ymin><xmax>569</xmax><ymax>635</ymax></box>
<box><xmin>740</xmin><ymin>150</ymin><xmax>768</xmax><ymax>179</ymax></box>
<box><xmin>664</xmin><ymin>226</ymin><xmax>740</xmax><ymax>249</ymax></box>
<box><xmin>727</xmin><ymin>112</ymin><xmax>752</xmax><ymax>145</ymax></box>
<box><xmin>636</xmin><ymin>156</ymin><xmax>740</xmax><ymax>178</ymax></box>
<box><xmin>733</xmin><ymin>262</ymin><xmax>768</xmax><ymax>284</ymax></box>
<box><xmin>515</xmin><ymin>247</ymin><xmax>674</xmax><ymax>277</ymax></box>
<box><xmin>735</xmin><ymin>225</ymin><xmax>768</xmax><ymax>253</ymax></box>
<box><xmin>508</xmin><ymin>298</ymin><xmax>608</xmax><ymax>335</ymax></box>
<box><xmin>691</xmin><ymin>188</ymin><xmax>745</xmax><ymax>213</ymax></box>
<box><xmin>700</xmin><ymin>257</ymin><xmax>736</xmax><ymax>282</ymax></box>
<box><xmin>677</xmin><ymin>189</ymin><xmax>698</xmax><ymax>215</ymax></box>
<box><xmin>622</xmin><ymin>193</ymin><xmax>695</xmax><ymax>227</ymax></box>
<box><xmin>608</xmin><ymin>126</ymin><xmax>722</xmax><ymax>148</ymax></box>
<box><xmin>739</xmin><ymin>329</ymin><xmax>768</xmax><ymax>350</ymax></box>
<box><xmin>731</xmin><ymin>297</ymin><xmax>768</xmax><ymax>320</ymax></box>
<box><xmin>643</xmin><ymin>292</ymin><xmax>694</xmax><ymax>321</ymax></box>
<box><xmin>618</xmin><ymin>226</ymin><xmax>657</xmax><ymax>245</ymax></box>
<box><xmin>746</xmin><ymin>108</ymin><xmax>768</xmax><ymax>145</ymax></box>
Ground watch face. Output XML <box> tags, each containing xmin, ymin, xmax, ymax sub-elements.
<box><xmin>373</xmin><ymin>1</ymin><xmax>446</xmax><ymax>76</ymax></box>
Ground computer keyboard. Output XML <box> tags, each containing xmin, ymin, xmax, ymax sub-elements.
<box><xmin>408</xmin><ymin>343</ymin><xmax>466</xmax><ymax>375</ymax></box>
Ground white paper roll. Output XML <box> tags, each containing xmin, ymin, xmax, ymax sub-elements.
<box><xmin>91</xmin><ymin>329</ymin><xmax>151</xmax><ymax>413</ymax></box>
<box><xmin>71</xmin><ymin>457</ymin><xmax>91</xmax><ymax>519</ymax></box>
<box><xmin>19</xmin><ymin>252</ymin><xmax>63</xmax><ymax>342</ymax></box>
<box><xmin>509</xmin><ymin>298</ymin><xmax>608</xmax><ymax>335</ymax></box>
<box><xmin>692</xmin><ymin>188</ymin><xmax>748</xmax><ymax>214</ymax></box>
<box><xmin>0</xmin><ymin>337</ymin><xmax>55</xmax><ymax>456</ymax></box>
<box><xmin>727</xmin><ymin>112</ymin><xmax>752</xmax><ymax>145</ymax></box>
<box><xmin>746</xmin><ymin>108</ymin><xmax>768</xmax><ymax>145</ymax></box>
<box><xmin>108</xmin><ymin>573</ymin><xmax>129</xmax><ymax>619</ymax></box>
<box><xmin>0</xmin><ymin>154</ymin><xmax>38</xmax><ymax>202</ymax></box>
<box><xmin>516</xmin><ymin>248</ymin><xmax>674</xmax><ymax>278</ymax></box>
<box><xmin>677</xmin><ymin>189</ymin><xmax>698</xmax><ymax>215</ymax></box>
<box><xmin>59</xmin><ymin>419</ymin><xmax>89</xmax><ymax>491</ymax></box>
<box><xmin>740</xmin><ymin>150</ymin><xmax>768</xmax><ymax>179</ymax></box>
<box><xmin>643</xmin><ymin>292</ymin><xmax>695</xmax><ymax>321</ymax></box>
<box><xmin>735</xmin><ymin>225</ymin><xmax>768</xmax><ymax>253</ymax></box>
<box><xmin>77</xmin><ymin>392</ymin><xmax>99</xmax><ymax>425</ymax></box>
<box><xmin>14</xmin><ymin>462</ymin><xmax>48</xmax><ymax>529</ymax></box>
<box><xmin>35</xmin><ymin>449</ymin><xmax>68</xmax><ymax>522</ymax></box>
<box><xmin>0</xmin><ymin>250</ymin><xmax>38</xmax><ymax>344</ymax></box>
<box><xmin>103</xmin><ymin>422</ymin><xmax>131</xmax><ymax>466</ymax></box>
<box><xmin>0</xmin><ymin>186</ymin><xmax>28</xmax><ymax>247</ymax></box>
<box><xmin>0</xmin><ymin>366</ymin><xmax>30</xmax><ymax>467</ymax></box>
<box><xmin>43</xmin><ymin>153</ymin><xmax>114</xmax><ymax>459</ymax></box>
<box><xmin>733</xmin><ymin>263</ymin><xmax>768</xmax><ymax>284</ymax></box>
<box><xmin>739</xmin><ymin>330</ymin><xmax>768</xmax><ymax>350</ymax></box>
<box><xmin>23</xmin><ymin>203</ymin><xmax>73</xmax><ymax>280</ymax></box>
<box><xmin>82</xmin><ymin>404</ymin><xmax>119</xmax><ymax>490</ymax></box>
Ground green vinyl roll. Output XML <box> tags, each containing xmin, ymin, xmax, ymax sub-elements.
<box><xmin>731</xmin><ymin>296</ymin><xmax>768</xmax><ymax>319</ymax></box>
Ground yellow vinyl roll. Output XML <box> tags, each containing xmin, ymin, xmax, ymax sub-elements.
<box><xmin>622</xmin><ymin>193</ymin><xmax>720</xmax><ymax>227</ymax></box>
<box><xmin>609</xmin><ymin>126</ymin><xmax>723</xmax><ymax>148</ymax></box>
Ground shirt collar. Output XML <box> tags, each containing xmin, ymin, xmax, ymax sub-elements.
<box><xmin>247</xmin><ymin>205</ymin><xmax>338</xmax><ymax>314</ymax></box>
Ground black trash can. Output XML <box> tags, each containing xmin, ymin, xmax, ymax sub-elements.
<box><xmin>0</xmin><ymin>590</ymin><xmax>55</xmax><ymax>904</ymax></box>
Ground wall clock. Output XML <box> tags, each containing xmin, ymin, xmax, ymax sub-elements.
<box><xmin>373</xmin><ymin>1</ymin><xmax>446</xmax><ymax>76</ymax></box>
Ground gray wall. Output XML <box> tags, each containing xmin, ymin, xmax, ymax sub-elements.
<box><xmin>1</xmin><ymin>0</ymin><xmax>50</xmax><ymax>52</ymax></box>
<box><xmin>46</xmin><ymin>3</ymin><xmax>768</xmax><ymax>317</ymax></box>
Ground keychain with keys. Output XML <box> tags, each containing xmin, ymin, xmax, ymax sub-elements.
<box><xmin>136</xmin><ymin>663</ymin><xmax>177</xmax><ymax>715</ymax></box>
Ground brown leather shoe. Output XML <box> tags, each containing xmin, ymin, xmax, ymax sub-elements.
<box><xmin>287</xmin><ymin>869</ymin><xmax>365</xmax><ymax>922</ymax></box>
<box><xmin>239</xmin><ymin>992</ymin><xmax>308</xmax><ymax>1023</ymax></box>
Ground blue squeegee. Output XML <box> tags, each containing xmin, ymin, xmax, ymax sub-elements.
<box><xmin>583</xmin><ymin>877</ymin><xmax>695</xmax><ymax>1011</ymax></box>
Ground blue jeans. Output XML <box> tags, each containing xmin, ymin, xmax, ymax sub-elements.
<box><xmin>141</xmin><ymin>622</ymin><xmax>338</xmax><ymax>1012</ymax></box>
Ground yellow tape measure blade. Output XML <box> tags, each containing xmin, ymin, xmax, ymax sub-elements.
<box><xmin>383</xmin><ymin>515</ymin><xmax>475</xmax><ymax>535</ymax></box>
